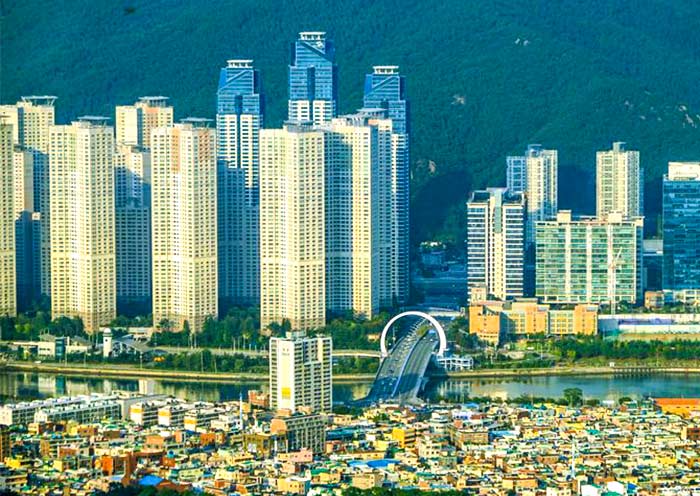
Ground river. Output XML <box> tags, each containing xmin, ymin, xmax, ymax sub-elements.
<box><xmin>2</xmin><ymin>371</ymin><xmax>700</xmax><ymax>404</ymax></box>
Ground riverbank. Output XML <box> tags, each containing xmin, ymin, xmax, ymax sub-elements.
<box><xmin>6</xmin><ymin>360</ymin><xmax>700</xmax><ymax>384</ymax></box>
<box><xmin>0</xmin><ymin>361</ymin><xmax>377</xmax><ymax>383</ymax></box>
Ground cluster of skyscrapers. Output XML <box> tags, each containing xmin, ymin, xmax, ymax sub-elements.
<box><xmin>467</xmin><ymin>143</ymin><xmax>660</xmax><ymax>305</ymax></box>
<box><xmin>0</xmin><ymin>32</ymin><xmax>410</xmax><ymax>332</ymax></box>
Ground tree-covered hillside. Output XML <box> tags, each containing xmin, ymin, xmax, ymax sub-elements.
<box><xmin>4</xmin><ymin>0</ymin><xmax>700</xmax><ymax>244</ymax></box>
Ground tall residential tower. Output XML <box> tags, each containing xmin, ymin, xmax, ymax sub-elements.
<box><xmin>467</xmin><ymin>188</ymin><xmax>525</xmax><ymax>301</ymax></box>
<box><xmin>323</xmin><ymin>111</ymin><xmax>394</xmax><ymax>317</ymax></box>
<box><xmin>596</xmin><ymin>141</ymin><xmax>643</xmax><ymax>219</ymax></box>
<box><xmin>0</xmin><ymin>122</ymin><xmax>16</xmax><ymax>316</ymax></box>
<box><xmin>0</xmin><ymin>96</ymin><xmax>56</xmax><ymax>298</ymax></box>
<box><xmin>260</xmin><ymin>124</ymin><xmax>326</xmax><ymax>331</ymax></box>
<box><xmin>151</xmin><ymin>120</ymin><xmax>218</xmax><ymax>332</ymax></box>
<box><xmin>363</xmin><ymin>66</ymin><xmax>410</xmax><ymax>305</ymax></box>
<box><xmin>114</xmin><ymin>97</ymin><xmax>171</xmax><ymax>310</ymax></box>
<box><xmin>506</xmin><ymin>144</ymin><xmax>558</xmax><ymax>246</ymax></box>
<box><xmin>217</xmin><ymin>59</ymin><xmax>264</xmax><ymax>307</ymax></box>
<box><xmin>49</xmin><ymin>117</ymin><xmax>115</xmax><ymax>332</ymax></box>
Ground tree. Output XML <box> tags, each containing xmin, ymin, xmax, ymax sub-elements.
<box><xmin>563</xmin><ymin>387</ymin><xmax>583</xmax><ymax>407</ymax></box>
<box><xmin>157</xmin><ymin>319</ymin><xmax>173</xmax><ymax>334</ymax></box>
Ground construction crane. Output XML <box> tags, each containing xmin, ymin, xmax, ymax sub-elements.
<box><xmin>608</xmin><ymin>247</ymin><xmax>623</xmax><ymax>315</ymax></box>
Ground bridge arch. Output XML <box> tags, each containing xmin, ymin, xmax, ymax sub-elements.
<box><xmin>380</xmin><ymin>311</ymin><xmax>447</xmax><ymax>358</ymax></box>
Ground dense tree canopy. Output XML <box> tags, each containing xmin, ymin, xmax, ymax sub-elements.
<box><xmin>6</xmin><ymin>1</ymin><xmax>700</xmax><ymax>244</ymax></box>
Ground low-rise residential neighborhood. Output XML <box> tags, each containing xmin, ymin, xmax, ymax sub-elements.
<box><xmin>2</xmin><ymin>393</ymin><xmax>700</xmax><ymax>495</ymax></box>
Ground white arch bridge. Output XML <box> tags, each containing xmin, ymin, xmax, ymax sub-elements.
<box><xmin>365</xmin><ymin>309</ymin><xmax>456</xmax><ymax>403</ymax></box>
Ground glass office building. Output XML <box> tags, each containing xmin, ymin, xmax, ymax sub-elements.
<box><xmin>663</xmin><ymin>162</ymin><xmax>700</xmax><ymax>290</ymax></box>
<box><xmin>536</xmin><ymin>211</ymin><xmax>643</xmax><ymax>304</ymax></box>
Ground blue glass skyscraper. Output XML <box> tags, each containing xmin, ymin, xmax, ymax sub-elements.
<box><xmin>363</xmin><ymin>66</ymin><xmax>410</xmax><ymax>305</ymax></box>
<box><xmin>663</xmin><ymin>162</ymin><xmax>700</xmax><ymax>290</ymax></box>
<box><xmin>363</xmin><ymin>66</ymin><xmax>409</xmax><ymax>134</ymax></box>
<box><xmin>288</xmin><ymin>32</ymin><xmax>338</xmax><ymax>125</ymax></box>
<box><xmin>217</xmin><ymin>59</ymin><xmax>264</xmax><ymax>306</ymax></box>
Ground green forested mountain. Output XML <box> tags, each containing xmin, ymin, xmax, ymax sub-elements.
<box><xmin>4</xmin><ymin>0</ymin><xmax>700</xmax><ymax>244</ymax></box>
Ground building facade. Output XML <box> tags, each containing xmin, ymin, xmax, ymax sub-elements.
<box><xmin>260</xmin><ymin>124</ymin><xmax>326</xmax><ymax>331</ymax></box>
<box><xmin>506</xmin><ymin>144</ymin><xmax>558</xmax><ymax>246</ymax></box>
<box><xmin>323</xmin><ymin>112</ymin><xmax>393</xmax><ymax>317</ymax></box>
<box><xmin>596</xmin><ymin>141</ymin><xmax>642</xmax><ymax>219</ymax></box>
<box><xmin>151</xmin><ymin>120</ymin><xmax>218</xmax><ymax>332</ymax></box>
<box><xmin>535</xmin><ymin>211</ymin><xmax>643</xmax><ymax>305</ymax></box>
<box><xmin>49</xmin><ymin>118</ymin><xmax>116</xmax><ymax>332</ymax></box>
<box><xmin>288</xmin><ymin>32</ymin><xmax>337</xmax><ymax>125</ymax></box>
<box><xmin>469</xmin><ymin>299</ymin><xmax>598</xmax><ymax>345</ymax></box>
<box><xmin>114</xmin><ymin>146</ymin><xmax>152</xmax><ymax>308</ymax></box>
<box><xmin>466</xmin><ymin>188</ymin><xmax>525</xmax><ymax>301</ymax></box>
<box><xmin>663</xmin><ymin>162</ymin><xmax>700</xmax><ymax>291</ymax></box>
<box><xmin>0</xmin><ymin>96</ymin><xmax>56</xmax><ymax>297</ymax></box>
<box><xmin>363</xmin><ymin>66</ymin><xmax>410</xmax><ymax>305</ymax></box>
<box><xmin>13</xmin><ymin>147</ymin><xmax>34</xmax><ymax>309</ymax></box>
<box><xmin>269</xmin><ymin>332</ymin><xmax>332</xmax><ymax>413</ymax></box>
<box><xmin>216</xmin><ymin>59</ymin><xmax>264</xmax><ymax>307</ymax></box>
<box><xmin>0</xmin><ymin>122</ymin><xmax>16</xmax><ymax>316</ymax></box>
<box><xmin>115</xmin><ymin>96</ymin><xmax>173</xmax><ymax>149</ymax></box>
<box><xmin>114</xmin><ymin>98</ymin><xmax>172</xmax><ymax>311</ymax></box>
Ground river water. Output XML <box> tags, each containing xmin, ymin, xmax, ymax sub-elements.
<box><xmin>2</xmin><ymin>371</ymin><xmax>700</xmax><ymax>404</ymax></box>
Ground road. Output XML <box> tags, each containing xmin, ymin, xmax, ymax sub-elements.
<box><xmin>153</xmin><ymin>346</ymin><xmax>380</xmax><ymax>358</ymax></box>
<box><xmin>392</xmin><ymin>332</ymin><xmax>438</xmax><ymax>401</ymax></box>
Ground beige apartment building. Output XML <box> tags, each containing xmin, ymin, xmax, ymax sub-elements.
<box><xmin>0</xmin><ymin>96</ymin><xmax>56</xmax><ymax>297</ymax></box>
<box><xmin>0</xmin><ymin>122</ymin><xmax>16</xmax><ymax>315</ymax></box>
<box><xmin>151</xmin><ymin>120</ymin><xmax>217</xmax><ymax>332</ymax></box>
<box><xmin>49</xmin><ymin>118</ymin><xmax>115</xmax><ymax>331</ymax></box>
<box><xmin>260</xmin><ymin>124</ymin><xmax>326</xmax><ymax>331</ymax></box>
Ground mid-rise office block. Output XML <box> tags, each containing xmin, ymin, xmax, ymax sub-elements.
<box><xmin>506</xmin><ymin>144</ymin><xmax>558</xmax><ymax>246</ymax></box>
<box><xmin>596</xmin><ymin>141</ymin><xmax>642</xmax><ymax>219</ymax></box>
<box><xmin>217</xmin><ymin>59</ymin><xmax>264</xmax><ymax>307</ymax></box>
<box><xmin>269</xmin><ymin>332</ymin><xmax>332</xmax><ymax>413</ymax></box>
<box><xmin>49</xmin><ymin>118</ymin><xmax>115</xmax><ymax>332</ymax></box>
<box><xmin>663</xmin><ymin>162</ymin><xmax>700</xmax><ymax>291</ymax></box>
<box><xmin>115</xmin><ymin>96</ymin><xmax>173</xmax><ymax>148</ymax></box>
<box><xmin>467</xmin><ymin>188</ymin><xmax>525</xmax><ymax>301</ymax></box>
<box><xmin>363</xmin><ymin>66</ymin><xmax>410</xmax><ymax>305</ymax></box>
<box><xmin>13</xmin><ymin>147</ymin><xmax>33</xmax><ymax>309</ymax></box>
<box><xmin>0</xmin><ymin>96</ymin><xmax>56</xmax><ymax>297</ymax></box>
<box><xmin>260</xmin><ymin>124</ymin><xmax>325</xmax><ymax>331</ymax></box>
<box><xmin>0</xmin><ymin>123</ymin><xmax>16</xmax><ymax>316</ymax></box>
<box><xmin>323</xmin><ymin>112</ymin><xmax>393</xmax><ymax>317</ymax></box>
<box><xmin>288</xmin><ymin>32</ymin><xmax>337</xmax><ymax>125</ymax></box>
<box><xmin>469</xmin><ymin>300</ymin><xmax>598</xmax><ymax>345</ymax></box>
<box><xmin>535</xmin><ymin>211</ymin><xmax>643</xmax><ymax>305</ymax></box>
<box><xmin>151</xmin><ymin>120</ymin><xmax>217</xmax><ymax>332</ymax></box>
<box><xmin>114</xmin><ymin>146</ymin><xmax>151</xmax><ymax>306</ymax></box>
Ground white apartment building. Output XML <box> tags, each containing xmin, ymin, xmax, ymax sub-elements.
<box><xmin>506</xmin><ymin>144</ymin><xmax>558</xmax><ymax>246</ymax></box>
<box><xmin>467</xmin><ymin>188</ymin><xmax>525</xmax><ymax>301</ymax></box>
<box><xmin>151</xmin><ymin>120</ymin><xmax>218</xmax><ymax>332</ymax></box>
<box><xmin>269</xmin><ymin>332</ymin><xmax>332</xmax><ymax>413</ymax></box>
<box><xmin>0</xmin><ymin>122</ymin><xmax>16</xmax><ymax>315</ymax></box>
<box><xmin>49</xmin><ymin>117</ymin><xmax>115</xmax><ymax>332</ymax></box>
<box><xmin>597</xmin><ymin>141</ymin><xmax>642</xmax><ymax>219</ymax></box>
<box><xmin>0</xmin><ymin>96</ymin><xmax>56</xmax><ymax>296</ymax></box>
<box><xmin>323</xmin><ymin>112</ymin><xmax>394</xmax><ymax>318</ymax></box>
<box><xmin>115</xmin><ymin>96</ymin><xmax>173</xmax><ymax>148</ymax></box>
<box><xmin>260</xmin><ymin>124</ymin><xmax>326</xmax><ymax>331</ymax></box>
